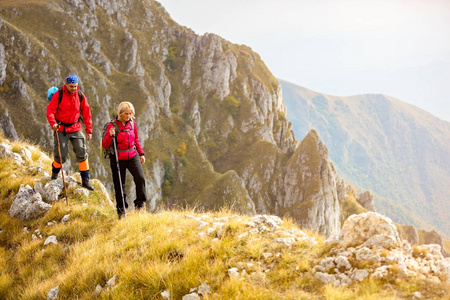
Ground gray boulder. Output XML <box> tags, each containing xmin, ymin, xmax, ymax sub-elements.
<box><xmin>44</xmin><ymin>235</ymin><xmax>58</xmax><ymax>246</ymax></box>
<box><xmin>43</xmin><ymin>179</ymin><xmax>64</xmax><ymax>202</ymax></box>
<box><xmin>0</xmin><ymin>142</ymin><xmax>23</xmax><ymax>164</ymax></box>
<box><xmin>9</xmin><ymin>185</ymin><xmax>51</xmax><ymax>220</ymax></box>
<box><xmin>339</xmin><ymin>212</ymin><xmax>401</xmax><ymax>248</ymax></box>
<box><xmin>47</xmin><ymin>286</ymin><xmax>59</xmax><ymax>300</ymax></box>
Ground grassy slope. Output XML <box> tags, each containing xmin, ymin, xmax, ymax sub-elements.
<box><xmin>1</xmin><ymin>134</ymin><xmax>449</xmax><ymax>299</ymax></box>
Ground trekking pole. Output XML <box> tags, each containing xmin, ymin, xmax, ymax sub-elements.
<box><xmin>55</xmin><ymin>126</ymin><xmax>69</xmax><ymax>206</ymax></box>
<box><xmin>112</xmin><ymin>136</ymin><xmax>126</xmax><ymax>219</ymax></box>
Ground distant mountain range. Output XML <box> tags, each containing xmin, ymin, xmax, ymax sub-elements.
<box><xmin>280</xmin><ymin>79</ymin><xmax>450</xmax><ymax>237</ymax></box>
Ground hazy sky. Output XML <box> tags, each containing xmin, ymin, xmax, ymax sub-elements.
<box><xmin>157</xmin><ymin>0</ymin><xmax>450</xmax><ymax>121</ymax></box>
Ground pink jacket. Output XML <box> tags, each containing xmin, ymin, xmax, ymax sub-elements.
<box><xmin>102</xmin><ymin>119</ymin><xmax>145</xmax><ymax>160</ymax></box>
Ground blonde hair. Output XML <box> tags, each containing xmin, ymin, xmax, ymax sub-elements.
<box><xmin>117</xmin><ymin>102</ymin><xmax>135</xmax><ymax>118</ymax></box>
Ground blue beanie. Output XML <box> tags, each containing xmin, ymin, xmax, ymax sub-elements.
<box><xmin>66</xmin><ymin>75</ymin><xmax>79</xmax><ymax>84</ymax></box>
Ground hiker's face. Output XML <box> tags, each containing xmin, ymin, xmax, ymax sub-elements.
<box><xmin>120</xmin><ymin>109</ymin><xmax>133</xmax><ymax>122</ymax></box>
<box><xmin>65</xmin><ymin>82</ymin><xmax>78</xmax><ymax>94</ymax></box>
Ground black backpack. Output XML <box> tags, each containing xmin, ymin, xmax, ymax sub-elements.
<box><xmin>47</xmin><ymin>86</ymin><xmax>84</xmax><ymax>105</ymax></box>
<box><xmin>100</xmin><ymin>119</ymin><xmax>134</xmax><ymax>159</ymax></box>
<box><xmin>58</xmin><ymin>87</ymin><xmax>84</xmax><ymax>105</ymax></box>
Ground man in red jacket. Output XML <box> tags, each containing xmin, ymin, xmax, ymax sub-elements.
<box><xmin>46</xmin><ymin>75</ymin><xmax>94</xmax><ymax>190</ymax></box>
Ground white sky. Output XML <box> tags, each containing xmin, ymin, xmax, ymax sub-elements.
<box><xmin>157</xmin><ymin>0</ymin><xmax>450</xmax><ymax>121</ymax></box>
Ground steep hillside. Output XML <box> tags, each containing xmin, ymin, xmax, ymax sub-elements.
<box><xmin>0</xmin><ymin>0</ymin><xmax>49</xmax><ymax>9</ymax></box>
<box><xmin>280</xmin><ymin>79</ymin><xmax>450</xmax><ymax>237</ymax></box>
<box><xmin>1</xmin><ymin>0</ymin><xmax>343</xmax><ymax>236</ymax></box>
<box><xmin>1</xmin><ymin>135</ymin><xmax>449</xmax><ymax>299</ymax></box>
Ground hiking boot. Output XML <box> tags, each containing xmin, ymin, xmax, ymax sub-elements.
<box><xmin>82</xmin><ymin>179</ymin><xmax>95</xmax><ymax>191</ymax></box>
<box><xmin>135</xmin><ymin>207</ymin><xmax>146</xmax><ymax>214</ymax></box>
<box><xmin>51</xmin><ymin>173</ymin><xmax>58</xmax><ymax>180</ymax></box>
<box><xmin>134</xmin><ymin>202</ymin><xmax>145</xmax><ymax>212</ymax></box>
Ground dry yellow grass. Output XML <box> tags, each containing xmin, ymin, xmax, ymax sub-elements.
<box><xmin>1</xmin><ymin>136</ymin><xmax>450</xmax><ymax>299</ymax></box>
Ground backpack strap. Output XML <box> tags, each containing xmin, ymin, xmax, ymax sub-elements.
<box><xmin>108</xmin><ymin>119</ymin><xmax>137</xmax><ymax>155</ymax></box>
<box><xmin>113</xmin><ymin>119</ymin><xmax>134</xmax><ymax>132</ymax></box>
<box><xmin>58</xmin><ymin>88</ymin><xmax>62</xmax><ymax>104</ymax></box>
<box><xmin>55</xmin><ymin>87</ymin><xmax>85</xmax><ymax>134</ymax></box>
<box><xmin>58</xmin><ymin>87</ymin><xmax>84</xmax><ymax>105</ymax></box>
<box><xmin>112</xmin><ymin>120</ymin><xmax>120</xmax><ymax>134</ymax></box>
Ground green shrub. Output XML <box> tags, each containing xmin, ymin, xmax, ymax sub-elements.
<box><xmin>224</xmin><ymin>95</ymin><xmax>241</xmax><ymax>116</ymax></box>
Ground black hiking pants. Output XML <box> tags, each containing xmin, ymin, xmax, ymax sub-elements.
<box><xmin>110</xmin><ymin>154</ymin><xmax>147</xmax><ymax>214</ymax></box>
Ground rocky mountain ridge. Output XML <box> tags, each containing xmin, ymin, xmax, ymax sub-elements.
<box><xmin>280</xmin><ymin>79</ymin><xmax>450</xmax><ymax>238</ymax></box>
<box><xmin>1</xmin><ymin>0</ymin><xmax>343</xmax><ymax>237</ymax></box>
<box><xmin>1</xmin><ymin>0</ymin><xmax>448</xmax><ymax>251</ymax></box>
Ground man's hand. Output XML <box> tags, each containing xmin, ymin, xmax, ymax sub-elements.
<box><xmin>52</xmin><ymin>123</ymin><xmax>59</xmax><ymax>131</ymax></box>
<box><xmin>87</xmin><ymin>133</ymin><xmax>92</xmax><ymax>141</ymax></box>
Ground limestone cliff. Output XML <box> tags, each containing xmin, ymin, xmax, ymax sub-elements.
<box><xmin>281</xmin><ymin>130</ymin><xmax>342</xmax><ymax>236</ymax></box>
<box><xmin>0</xmin><ymin>0</ymin><xmax>341</xmax><ymax>236</ymax></box>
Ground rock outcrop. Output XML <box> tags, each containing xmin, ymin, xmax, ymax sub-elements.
<box><xmin>0</xmin><ymin>109</ymin><xmax>19</xmax><ymax>140</ymax></box>
<box><xmin>9</xmin><ymin>185</ymin><xmax>52</xmax><ymax>220</ymax></box>
<box><xmin>0</xmin><ymin>42</ymin><xmax>6</xmax><ymax>86</ymax></box>
<box><xmin>357</xmin><ymin>190</ymin><xmax>375</xmax><ymax>211</ymax></box>
<box><xmin>400</xmin><ymin>224</ymin><xmax>420</xmax><ymax>245</ymax></box>
<box><xmin>1</xmin><ymin>138</ymin><xmax>113</xmax><ymax>220</ymax></box>
<box><xmin>278</xmin><ymin>130</ymin><xmax>341</xmax><ymax>237</ymax></box>
<box><xmin>420</xmin><ymin>229</ymin><xmax>449</xmax><ymax>257</ymax></box>
<box><xmin>398</xmin><ymin>225</ymin><xmax>449</xmax><ymax>258</ymax></box>
<box><xmin>317</xmin><ymin>212</ymin><xmax>450</xmax><ymax>287</ymax></box>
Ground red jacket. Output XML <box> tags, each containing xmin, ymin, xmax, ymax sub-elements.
<box><xmin>46</xmin><ymin>85</ymin><xmax>93</xmax><ymax>134</ymax></box>
<box><xmin>102</xmin><ymin>119</ymin><xmax>145</xmax><ymax>160</ymax></box>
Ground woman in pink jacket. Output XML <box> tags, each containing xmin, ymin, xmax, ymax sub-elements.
<box><xmin>102</xmin><ymin>102</ymin><xmax>146</xmax><ymax>219</ymax></box>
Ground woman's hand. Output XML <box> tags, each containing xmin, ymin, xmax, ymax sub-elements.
<box><xmin>140</xmin><ymin>155</ymin><xmax>145</xmax><ymax>164</ymax></box>
<box><xmin>109</xmin><ymin>127</ymin><xmax>115</xmax><ymax>137</ymax></box>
